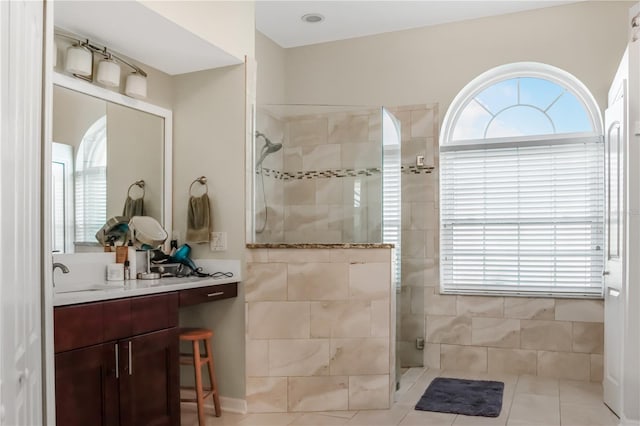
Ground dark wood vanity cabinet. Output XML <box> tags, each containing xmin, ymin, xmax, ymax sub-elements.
<box><xmin>54</xmin><ymin>293</ymin><xmax>180</xmax><ymax>426</ymax></box>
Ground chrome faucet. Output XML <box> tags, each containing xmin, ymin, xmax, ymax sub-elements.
<box><xmin>52</xmin><ymin>262</ymin><xmax>69</xmax><ymax>287</ymax></box>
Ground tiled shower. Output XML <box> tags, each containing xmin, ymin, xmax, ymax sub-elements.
<box><xmin>253</xmin><ymin>104</ymin><xmax>438</xmax><ymax>372</ymax></box>
<box><xmin>253</xmin><ymin>105</ymin><xmax>384</xmax><ymax>244</ymax></box>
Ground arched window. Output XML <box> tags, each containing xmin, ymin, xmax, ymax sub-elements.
<box><xmin>75</xmin><ymin>115</ymin><xmax>107</xmax><ymax>243</ymax></box>
<box><xmin>440</xmin><ymin>63</ymin><xmax>604</xmax><ymax>297</ymax></box>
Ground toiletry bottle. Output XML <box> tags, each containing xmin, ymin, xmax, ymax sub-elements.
<box><xmin>127</xmin><ymin>240</ymin><xmax>137</xmax><ymax>279</ymax></box>
<box><xmin>116</xmin><ymin>245</ymin><xmax>128</xmax><ymax>263</ymax></box>
<box><xmin>124</xmin><ymin>260</ymin><xmax>131</xmax><ymax>280</ymax></box>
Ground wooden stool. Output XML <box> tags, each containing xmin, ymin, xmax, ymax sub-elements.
<box><xmin>179</xmin><ymin>328</ymin><xmax>221</xmax><ymax>424</ymax></box>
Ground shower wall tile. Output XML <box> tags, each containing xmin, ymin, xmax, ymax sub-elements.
<box><xmin>349</xmin><ymin>262</ymin><xmax>391</xmax><ymax>300</ymax></box>
<box><xmin>284</xmin><ymin>206</ymin><xmax>318</xmax><ymax>232</ymax></box>
<box><xmin>288</xmin><ymin>117</ymin><xmax>328</xmax><ymax>147</ymax></box>
<box><xmin>245</xmin><ymin>247</ymin><xmax>394</xmax><ymax>413</ymax></box>
<box><xmin>555</xmin><ymin>299</ymin><xmax>604</xmax><ymax>323</ymax></box>
<box><xmin>246</xmin><ymin>377</ymin><xmax>288</xmax><ymax>413</ymax></box>
<box><xmin>316</xmin><ymin>178</ymin><xmax>344</xmax><ymax>205</ymax></box>
<box><xmin>471</xmin><ymin>317</ymin><xmax>520</xmax><ymax>348</ymax></box>
<box><xmin>400</xmin><ymin>313</ymin><xmax>424</xmax><ymax>341</ymax></box>
<box><xmin>283</xmin><ymin>147</ymin><xmax>303</xmax><ymax>172</ymax></box>
<box><xmin>245</xmin><ymin>262</ymin><xmax>287</xmax><ymax>302</ymax></box>
<box><xmin>302</xmin><ymin>144</ymin><xmax>341</xmax><ymax>171</ymax></box>
<box><xmin>392</xmin><ymin>110</ymin><xmax>411</xmax><ymax>141</ymax></box>
<box><xmin>457</xmin><ymin>296</ymin><xmax>504</xmax><ymax>317</ymax></box>
<box><xmin>247</xmin><ymin>301</ymin><xmax>310</xmax><ymax>339</ymax></box>
<box><xmin>348</xmin><ymin>375</ymin><xmax>390</xmax><ymax>410</ymax></box>
<box><xmin>268</xmin><ymin>339</ymin><xmax>331</xmax><ymax>376</ymax></box>
<box><xmin>504</xmin><ymin>297</ymin><xmax>555</xmax><ymax>320</ymax></box>
<box><xmin>440</xmin><ymin>344</ymin><xmax>487</xmax><ymax>372</ymax></box>
<box><xmin>424</xmin><ymin>288</ymin><xmax>456</xmax><ymax>316</ymax></box>
<box><xmin>410</xmin><ymin>108</ymin><xmax>435</xmax><ymax>139</ymax></box>
<box><xmin>284</xmin><ymin>180</ymin><xmax>316</xmax><ymax>205</ymax></box>
<box><xmin>288</xmin><ymin>262</ymin><xmax>349</xmax><ymax>301</ymax></box>
<box><xmin>371</xmin><ymin>300</ymin><xmax>391</xmax><ymax>337</ymax></box>
<box><xmin>329</xmin><ymin>338</ymin><xmax>390</xmax><ymax>375</ymax></box>
<box><xmin>521</xmin><ymin>320</ymin><xmax>572</xmax><ymax>352</ymax></box>
<box><xmin>409</xmin><ymin>201</ymin><xmax>440</xmax><ymax>231</ymax></box>
<box><xmin>310</xmin><ymin>300</ymin><xmax>372</xmax><ymax>338</ymax></box>
<box><xmin>288</xmin><ymin>376</ymin><xmax>349</xmax><ymax>412</ymax></box>
<box><xmin>401</xmin><ymin>138</ymin><xmax>427</xmax><ymax>164</ymax></box>
<box><xmin>402</xmin><ymin>231</ymin><xmax>426</xmax><ymax>258</ymax></box>
<box><xmin>341</xmin><ymin>142</ymin><xmax>381</xmax><ymax>169</ymax></box>
<box><xmin>426</xmin><ymin>315</ymin><xmax>472</xmax><ymax>345</ymax></box>
<box><xmin>572</xmin><ymin>322</ymin><xmax>604</xmax><ymax>354</ymax></box>
<box><xmin>328</xmin><ymin>114</ymin><xmax>370</xmax><ymax>144</ymax></box>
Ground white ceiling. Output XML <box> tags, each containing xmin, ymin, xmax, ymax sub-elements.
<box><xmin>256</xmin><ymin>1</ymin><xmax>578</xmax><ymax>48</ymax></box>
<box><xmin>54</xmin><ymin>1</ymin><xmax>242</xmax><ymax>76</ymax></box>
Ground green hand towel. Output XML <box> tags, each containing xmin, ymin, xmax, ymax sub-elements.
<box><xmin>122</xmin><ymin>196</ymin><xmax>144</xmax><ymax>219</ymax></box>
<box><xmin>186</xmin><ymin>194</ymin><xmax>211</xmax><ymax>243</ymax></box>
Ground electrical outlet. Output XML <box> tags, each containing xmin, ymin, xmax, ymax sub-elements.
<box><xmin>210</xmin><ymin>231</ymin><xmax>227</xmax><ymax>251</ymax></box>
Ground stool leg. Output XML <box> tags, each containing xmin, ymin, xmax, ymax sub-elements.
<box><xmin>205</xmin><ymin>338</ymin><xmax>221</xmax><ymax>417</ymax></box>
<box><xmin>193</xmin><ymin>340</ymin><xmax>205</xmax><ymax>426</ymax></box>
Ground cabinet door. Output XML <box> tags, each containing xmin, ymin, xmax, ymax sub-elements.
<box><xmin>119</xmin><ymin>328</ymin><xmax>179</xmax><ymax>426</ymax></box>
<box><xmin>55</xmin><ymin>342</ymin><xmax>119</xmax><ymax>426</ymax></box>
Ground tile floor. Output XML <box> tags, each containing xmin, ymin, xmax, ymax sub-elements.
<box><xmin>181</xmin><ymin>368</ymin><xmax>619</xmax><ymax>426</ymax></box>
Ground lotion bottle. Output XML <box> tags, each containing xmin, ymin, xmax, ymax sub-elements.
<box><xmin>127</xmin><ymin>240</ymin><xmax>137</xmax><ymax>279</ymax></box>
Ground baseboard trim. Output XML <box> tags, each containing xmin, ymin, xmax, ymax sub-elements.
<box><xmin>218</xmin><ymin>396</ymin><xmax>248</xmax><ymax>414</ymax></box>
<box><xmin>180</xmin><ymin>389</ymin><xmax>248</xmax><ymax>415</ymax></box>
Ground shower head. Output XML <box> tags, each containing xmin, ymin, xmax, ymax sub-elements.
<box><xmin>255</xmin><ymin>131</ymin><xmax>283</xmax><ymax>167</ymax></box>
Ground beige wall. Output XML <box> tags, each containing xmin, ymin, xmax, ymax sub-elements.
<box><xmin>106</xmin><ymin>102</ymin><xmax>164</xmax><ymax>221</ymax></box>
<box><xmin>52</xmin><ymin>85</ymin><xmax>105</xmax><ymax>150</ymax></box>
<box><xmin>282</xmin><ymin>1</ymin><xmax>631</xmax><ymax>119</ymax></box>
<box><xmin>172</xmin><ymin>65</ymin><xmax>248</xmax><ymax>399</ymax></box>
<box><xmin>256</xmin><ymin>32</ymin><xmax>286</xmax><ymax>105</ymax></box>
<box><xmin>141</xmin><ymin>0</ymin><xmax>255</xmax><ymax>62</ymax></box>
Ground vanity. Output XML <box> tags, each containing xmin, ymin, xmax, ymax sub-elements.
<box><xmin>53</xmin><ymin>275</ymin><xmax>238</xmax><ymax>426</ymax></box>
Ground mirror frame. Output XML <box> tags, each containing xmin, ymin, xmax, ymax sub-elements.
<box><xmin>52</xmin><ymin>71</ymin><xmax>173</xmax><ymax>249</ymax></box>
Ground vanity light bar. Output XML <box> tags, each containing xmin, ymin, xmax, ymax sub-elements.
<box><xmin>55</xmin><ymin>31</ymin><xmax>148</xmax><ymax>98</ymax></box>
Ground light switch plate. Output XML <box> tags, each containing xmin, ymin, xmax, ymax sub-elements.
<box><xmin>210</xmin><ymin>231</ymin><xmax>227</xmax><ymax>251</ymax></box>
<box><xmin>416</xmin><ymin>155</ymin><xmax>425</xmax><ymax>167</ymax></box>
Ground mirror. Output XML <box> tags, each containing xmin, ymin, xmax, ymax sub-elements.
<box><xmin>51</xmin><ymin>72</ymin><xmax>172</xmax><ymax>253</ymax></box>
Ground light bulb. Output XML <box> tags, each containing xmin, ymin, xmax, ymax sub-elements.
<box><xmin>65</xmin><ymin>44</ymin><xmax>92</xmax><ymax>76</ymax></box>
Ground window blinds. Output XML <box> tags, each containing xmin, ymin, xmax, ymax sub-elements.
<box><xmin>440</xmin><ymin>138</ymin><xmax>604</xmax><ymax>297</ymax></box>
<box><xmin>383</xmin><ymin>144</ymin><xmax>402</xmax><ymax>291</ymax></box>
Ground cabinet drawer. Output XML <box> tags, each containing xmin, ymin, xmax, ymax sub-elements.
<box><xmin>179</xmin><ymin>283</ymin><xmax>237</xmax><ymax>307</ymax></box>
<box><xmin>131</xmin><ymin>292</ymin><xmax>178</xmax><ymax>335</ymax></box>
<box><xmin>54</xmin><ymin>302</ymin><xmax>105</xmax><ymax>353</ymax></box>
<box><xmin>55</xmin><ymin>292</ymin><xmax>179</xmax><ymax>353</ymax></box>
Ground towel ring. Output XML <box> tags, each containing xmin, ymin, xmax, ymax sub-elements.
<box><xmin>189</xmin><ymin>176</ymin><xmax>208</xmax><ymax>196</ymax></box>
<box><xmin>127</xmin><ymin>180</ymin><xmax>145</xmax><ymax>200</ymax></box>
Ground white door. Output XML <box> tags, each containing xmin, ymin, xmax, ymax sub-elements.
<box><xmin>603</xmin><ymin>78</ymin><xmax>626</xmax><ymax>417</ymax></box>
<box><xmin>0</xmin><ymin>0</ymin><xmax>44</xmax><ymax>424</ymax></box>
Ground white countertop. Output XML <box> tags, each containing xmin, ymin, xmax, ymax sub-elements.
<box><xmin>52</xmin><ymin>257</ymin><xmax>241</xmax><ymax>306</ymax></box>
<box><xmin>53</xmin><ymin>275</ymin><xmax>238</xmax><ymax>306</ymax></box>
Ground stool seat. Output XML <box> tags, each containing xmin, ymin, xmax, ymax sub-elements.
<box><xmin>179</xmin><ymin>327</ymin><xmax>221</xmax><ymax>424</ymax></box>
<box><xmin>179</xmin><ymin>328</ymin><xmax>213</xmax><ymax>341</ymax></box>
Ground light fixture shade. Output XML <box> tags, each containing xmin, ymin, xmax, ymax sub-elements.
<box><xmin>97</xmin><ymin>59</ymin><xmax>121</xmax><ymax>87</ymax></box>
<box><xmin>125</xmin><ymin>73</ymin><xmax>147</xmax><ymax>99</ymax></box>
<box><xmin>65</xmin><ymin>45</ymin><xmax>92</xmax><ymax>76</ymax></box>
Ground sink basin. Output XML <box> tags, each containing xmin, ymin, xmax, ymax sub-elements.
<box><xmin>55</xmin><ymin>284</ymin><xmax>124</xmax><ymax>294</ymax></box>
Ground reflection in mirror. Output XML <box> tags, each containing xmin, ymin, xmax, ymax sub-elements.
<box><xmin>52</xmin><ymin>84</ymin><xmax>165</xmax><ymax>252</ymax></box>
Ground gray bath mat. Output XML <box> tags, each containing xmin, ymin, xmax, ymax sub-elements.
<box><xmin>414</xmin><ymin>377</ymin><xmax>504</xmax><ymax>417</ymax></box>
